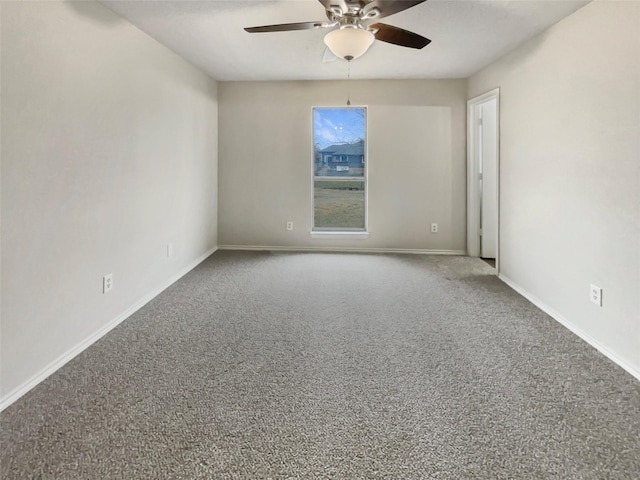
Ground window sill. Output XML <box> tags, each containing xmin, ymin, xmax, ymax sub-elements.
<box><xmin>310</xmin><ymin>231</ymin><xmax>369</xmax><ymax>240</ymax></box>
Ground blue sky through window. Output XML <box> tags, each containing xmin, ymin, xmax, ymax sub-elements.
<box><xmin>313</xmin><ymin>108</ymin><xmax>365</xmax><ymax>149</ymax></box>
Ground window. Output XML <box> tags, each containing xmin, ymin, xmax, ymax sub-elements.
<box><xmin>312</xmin><ymin>107</ymin><xmax>367</xmax><ymax>232</ymax></box>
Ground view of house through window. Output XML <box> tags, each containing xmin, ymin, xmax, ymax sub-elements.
<box><xmin>313</xmin><ymin>107</ymin><xmax>366</xmax><ymax>231</ymax></box>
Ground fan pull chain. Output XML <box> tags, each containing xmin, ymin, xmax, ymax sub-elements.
<box><xmin>347</xmin><ymin>60</ymin><xmax>351</xmax><ymax>107</ymax></box>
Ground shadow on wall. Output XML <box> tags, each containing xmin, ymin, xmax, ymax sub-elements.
<box><xmin>64</xmin><ymin>0</ymin><xmax>124</xmax><ymax>25</ymax></box>
<box><xmin>63</xmin><ymin>0</ymin><xmax>218</xmax><ymax>98</ymax></box>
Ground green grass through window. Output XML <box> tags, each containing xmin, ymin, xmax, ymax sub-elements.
<box><xmin>314</xmin><ymin>186</ymin><xmax>365</xmax><ymax>229</ymax></box>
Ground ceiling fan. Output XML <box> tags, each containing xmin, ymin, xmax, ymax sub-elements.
<box><xmin>244</xmin><ymin>0</ymin><xmax>431</xmax><ymax>61</ymax></box>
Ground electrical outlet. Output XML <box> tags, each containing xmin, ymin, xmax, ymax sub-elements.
<box><xmin>286</xmin><ymin>221</ymin><xmax>293</xmax><ymax>231</ymax></box>
<box><xmin>431</xmin><ymin>223</ymin><xmax>438</xmax><ymax>233</ymax></box>
<box><xmin>167</xmin><ymin>242</ymin><xmax>174</xmax><ymax>257</ymax></box>
<box><xmin>103</xmin><ymin>274</ymin><xmax>113</xmax><ymax>294</ymax></box>
<box><xmin>590</xmin><ymin>284</ymin><xmax>602</xmax><ymax>306</ymax></box>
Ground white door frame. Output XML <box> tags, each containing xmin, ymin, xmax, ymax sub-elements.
<box><xmin>467</xmin><ymin>88</ymin><xmax>500</xmax><ymax>271</ymax></box>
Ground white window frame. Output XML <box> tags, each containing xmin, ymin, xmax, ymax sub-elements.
<box><xmin>311</xmin><ymin>106</ymin><xmax>369</xmax><ymax>237</ymax></box>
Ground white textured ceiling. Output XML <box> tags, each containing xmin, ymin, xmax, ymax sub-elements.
<box><xmin>100</xmin><ymin>0</ymin><xmax>590</xmax><ymax>81</ymax></box>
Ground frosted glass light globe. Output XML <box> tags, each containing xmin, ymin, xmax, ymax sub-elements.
<box><xmin>324</xmin><ymin>27</ymin><xmax>375</xmax><ymax>61</ymax></box>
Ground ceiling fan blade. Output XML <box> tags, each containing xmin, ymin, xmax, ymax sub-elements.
<box><xmin>245</xmin><ymin>21</ymin><xmax>330</xmax><ymax>33</ymax></box>
<box><xmin>371</xmin><ymin>22</ymin><xmax>430</xmax><ymax>49</ymax></box>
<box><xmin>364</xmin><ymin>0</ymin><xmax>428</xmax><ymax>21</ymax></box>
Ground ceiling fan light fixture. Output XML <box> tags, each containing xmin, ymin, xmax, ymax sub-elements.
<box><xmin>323</xmin><ymin>27</ymin><xmax>374</xmax><ymax>61</ymax></box>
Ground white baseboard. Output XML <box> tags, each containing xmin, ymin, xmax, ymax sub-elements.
<box><xmin>18</xmin><ymin>248</ymin><xmax>631</xmax><ymax>411</ymax></box>
<box><xmin>218</xmin><ymin>245</ymin><xmax>466</xmax><ymax>255</ymax></box>
<box><xmin>499</xmin><ymin>273</ymin><xmax>640</xmax><ymax>382</ymax></box>
<box><xmin>0</xmin><ymin>246</ymin><xmax>218</xmax><ymax>412</ymax></box>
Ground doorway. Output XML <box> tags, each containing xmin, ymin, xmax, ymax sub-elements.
<box><xmin>467</xmin><ymin>89</ymin><xmax>499</xmax><ymax>271</ymax></box>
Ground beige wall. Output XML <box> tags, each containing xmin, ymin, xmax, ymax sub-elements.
<box><xmin>218</xmin><ymin>80</ymin><xmax>467</xmax><ymax>252</ymax></box>
<box><xmin>1</xmin><ymin>1</ymin><xmax>218</xmax><ymax>401</ymax></box>
<box><xmin>469</xmin><ymin>0</ymin><xmax>640</xmax><ymax>375</ymax></box>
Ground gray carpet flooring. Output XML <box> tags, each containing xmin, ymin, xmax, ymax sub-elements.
<box><xmin>1</xmin><ymin>251</ymin><xmax>639</xmax><ymax>479</ymax></box>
